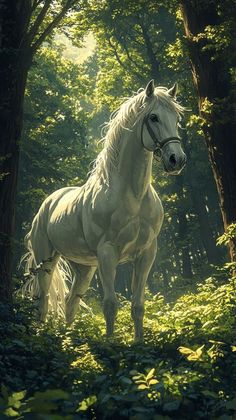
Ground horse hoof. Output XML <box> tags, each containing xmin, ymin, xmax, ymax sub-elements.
<box><xmin>66</xmin><ymin>316</ymin><xmax>74</xmax><ymax>327</ymax></box>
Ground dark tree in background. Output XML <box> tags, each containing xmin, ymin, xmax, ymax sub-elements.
<box><xmin>0</xmin><ymin>0</ymin><xmax>78</xmax><ymax>303</ymax></box>
<box><xmin>179</xmin><ymin>0</ymin><xmax>236</xmax><ymax>263</ymax></box>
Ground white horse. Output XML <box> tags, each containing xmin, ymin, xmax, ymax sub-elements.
<box><xmin>22</xmin><ymin>80</ymin><xmax>186</xmax><ymax>340</ymax></box>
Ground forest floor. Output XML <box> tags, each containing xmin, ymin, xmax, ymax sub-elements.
<box><xmin>0</xmin><ymin>275</ymin><xmax>236</xmax><ymax>419</ymax></box>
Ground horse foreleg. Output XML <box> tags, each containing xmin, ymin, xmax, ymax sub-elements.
<box><xmin>132</xmin><ymin>240</ymin><xmax>157</xmax><ymax>341</ymax></box>
<box><xmin>65</xmin><ymin>263</ymin><xmax>96</xmax><ymax>326</ymax></box>
<box><xmin>97</xmin><ymin>241</ymin><xmax>118</xmax><ymax>337</ymax></box>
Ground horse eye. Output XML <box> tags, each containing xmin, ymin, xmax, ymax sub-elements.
<box><xmin>150</xmin><ymin>114</ymin><xmax>159</xmax><ymax>123</ymax></box>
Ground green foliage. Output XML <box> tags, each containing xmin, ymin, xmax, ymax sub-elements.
<box><xmin>217</xmin><ymin>224</ymin><xmax>236</xmax><ymax>246</ymax></box>
<box><xmin>1</xmin><ymin>277</ymin><xmax>236</xmax><ymax>419</ymax></box>
<box><xmin>217</xmin><ymin>224</ymin><xmax>236</xmax><ymax>275</ymax></box>
<box><xmin>15</xmin><ymin>43</ymin><xmax>95</xmax><ymax>264</ymax></box>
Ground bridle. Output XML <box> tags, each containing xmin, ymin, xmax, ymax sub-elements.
<box><xmin>141</xmin><ymin>114</ymin><xmax>181</xmax><ymax>161</ymax></box>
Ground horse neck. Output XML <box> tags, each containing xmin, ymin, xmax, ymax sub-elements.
<box><xmin>116</xmin><ymin>125</ymin><xmax>153</xmax><ymax>199</ymax></box>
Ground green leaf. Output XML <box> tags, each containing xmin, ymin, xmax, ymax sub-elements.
<box><xmin>226</xmin><ymin>398</ymin><xmax>236</xmax><ymax>410</ymax></box>
<box><xmin>4</xmin><ymin>407</ymin><xmax>19</xmax><ymax>417</ymax></box>
<box><xmin>129</xmin><ymin>370</ymin><xmax>139</xmax><ymax>375</ymax></box>
<box><xmin>178</xmin><ymin>346</ymin><xmax>193</xmax><ymax>355</ymax></box>
<box><xmin>138</xmin><ymin>384</ymin><xmax>148</xmax><ymax>390</ymax></box>
<box><xmin>77</xmin><ymin>395</ymin><xmax>97</xmax><ymax>412</ymax></box>
<box><xmin>201</xmin><ymin>390</ymin><xmax>218</xmax><ymax>398</ymax></box>
<box><xmin>149</xmin><ymin>379</ymin><xmax>159</xmax><ymax>385</ymax></box>
<box><xmin>8</xmin><ymin>391</ymin><xmax>26</xmax><ymax>409</ymax></box>
<box><xmin>1</xmin><ymin>384</ymin><xmax>9</xmax><ymax>403</ymax></box>
<box><xmin>146</xmin><ymin>368</ymin><xmax>155</xmax><ymax>380</ymax></box>
<box><xmin>120</xmin><ymin>377</ymin><xmax>132</xmax><ymax>385</ymax></box>
<box><xmin>163</xmin><ymin>401</ymin><xmax>180</xmax><ymax>412</ymax></box>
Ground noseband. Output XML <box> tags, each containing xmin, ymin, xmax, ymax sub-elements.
<box><xmin>141</xmin><ymin>114</ymin><xmax>181</xmax><ymax>161</ymax></box>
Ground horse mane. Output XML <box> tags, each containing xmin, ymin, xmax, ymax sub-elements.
<box><xmin>86</xmin><ymin>87</ymin><xmax>185</xmax><ymax>187</ymax></box>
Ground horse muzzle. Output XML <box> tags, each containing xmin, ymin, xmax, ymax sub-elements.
<box><xmin>162</xmin><ymin>151</ymin><xmax>187</xmax><ymax>175</ymax></box>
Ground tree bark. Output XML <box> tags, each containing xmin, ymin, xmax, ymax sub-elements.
<box><xmin>180</xmin><ymin>0</ymin><xmax>236</xmax><ymax>263</ymax></box>
<box><xmin>175</xmin><ymin>176</ymin><xmax>193</xmax><ymax>278</ymax></box>
<box><xmin>0</xmin><ymin>1</ymin><xmax>32</xmax><ymax>302</ymax></box>
<box><xmin>183</xmin><ymin>131</ymin><xmax>223</xmax><ymax>265</ymax></box>
<box><xmin>138</xmin><ymin>20</ymin><xmax>160</xmax><ymax>79</ymax></box>
<box><xmin>177</xmin><ymin>209</ymin><xmax>193</xmax><ymax>278</ymax></box>
<box><xmin>191</xmin><ymin>189</ymin><xmax>222</xmax><ymax>264</ymax></box>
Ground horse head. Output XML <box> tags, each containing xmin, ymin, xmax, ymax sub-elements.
<box><xmin>141</xmin><ymin>80</ymin><xmax>187</xmax><ymax>175</ymax></box>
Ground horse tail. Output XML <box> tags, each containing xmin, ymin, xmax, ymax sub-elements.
<box><xmin>47</xmin><ymin>259</ymin><xmax>72</xmax><ymax>317</ymax></box>
<box><xmin>45</xmin><ymin>261</ymin><xmax>70</xmax><ymax>318</ymax></box>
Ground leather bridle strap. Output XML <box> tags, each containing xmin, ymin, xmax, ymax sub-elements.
<box><xmin>141</xmin><ymin>114</ymin><xmax>181</xmax><ymax>155</ymax></box>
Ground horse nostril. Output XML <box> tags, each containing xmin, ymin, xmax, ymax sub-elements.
<box><xmin>169</xmin><ymin>154</ymin><xmax>176</xmax><ymax>167</ymax></box>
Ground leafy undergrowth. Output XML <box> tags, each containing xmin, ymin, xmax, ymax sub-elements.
<box><xmin>0</xmin><ymin>277</ymin><xmax>236</xmax><ymax>419</ymax></box>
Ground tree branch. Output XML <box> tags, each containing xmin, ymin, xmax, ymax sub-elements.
<box><xmin>28</xmin><ymin>0</ymin><xmax>51</xmax><ymax>43</ymax></box>
<box><xmin>113</xmin><ymin>31</ymin><xmax>144</xmax><ymax>72</ymax></box>
<box><xmin>108</xmin><ymin>38</ymin><xmax>144</xmax><ymax>83</ymax></box>
<box><xmin>138</xmin><ymin>20</ymin><xmax>160</xmax><ymax>77</ymax></box>
<box><xmin>120</xmin><ymin>40</ymin><xmax>144</xmax><ymax>72</ymax></box>
<box><xmin>31</xmin><ymin>0</ymin><xmax>44</xmax><ymax>13</ymax></box>
<box><xmin>107</xmin><ymin>38</ymin><xmax>126</xmax><ymax>69</ymax></box>
<box><xmin>30</xmin><ymin>0</ymin><xmax>77</xmax><ymax>54</ymax></box>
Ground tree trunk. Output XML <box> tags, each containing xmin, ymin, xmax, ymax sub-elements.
<box><xmin>182</xmin><ymin>131</ymin><xmax>223</xmax><ymax>265</ymax></box>
<box><xmin>175</xmin><ymin>176</ymin><xmax>193</xmax><ymax>278</ymax></box>
<box><xmin>162</xmin><ymin>268</ymin><xmax>169</xmax><ymax>296</ymax></box>
<box><xmin>0</xmin><ymin>1</ymin><xmax>31</xmax><ymax>303</ymax></box>
<box><xmin>191</xmin><ymin>190</ymin><xmax>222</xmax><ymax>264</ymax></box>
<box><xmin>139</xmin><ymin>21</ymin><xmax>160</xmax><ymax>79</ymax></box>
<box><xmin>180</xmin><ymin>1</ymin><xmax>236</xmax><ymax>263</ymax></box>
<box><xmin>178</xmin><ymin>209</ymin><xmax>193</xmax><ymax>278</ymax></box>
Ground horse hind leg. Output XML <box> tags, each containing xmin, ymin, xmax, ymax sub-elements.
<box><xmin>37</xmin><ymin>254</ymin><xmax>60</xmax><ymax>322</ymax></box>
<box><xmin>65</xmin><ymin>262</ymin><xmax>96</xmax><ymax>326</ymax></box>
<box><xmin>27</xmin><ymin>226</ymin><xmax>60</xmax><ymax>322</ymax></box>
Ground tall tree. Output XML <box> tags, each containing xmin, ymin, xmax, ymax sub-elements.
<box><xmin>0</xmin><ymin>0</ymin><xmax>80</xmax><ymax>303</ymax></box>
<box><xmin>179</xmin><ymin>0</ymin><xmax>236</xmax><ymax>263</ymax></box>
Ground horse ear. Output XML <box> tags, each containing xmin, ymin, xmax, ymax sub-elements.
<box><xmin>168</xmin><ymin>82</ymin><xmax>178</xmax><ymax>99</ymax></box>
<box><xmin>145</xmin><ymin>79</ymin><xmax>155</xmax><ymax>98</ymax></box>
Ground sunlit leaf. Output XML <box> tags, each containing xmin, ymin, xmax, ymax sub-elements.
<box><xmin>138</xmin><ymin>384</ymin><xmax>148</xmax><ymax>390</ymax></box>
<box><xmin>149</xmin><ymin>379</ymin><xmax>159</xmax><ymax>385</ymax></box>
<box><xmin>178</xmin><ymin>346</ymin><xmax>194</xmax><ymax>355</ymax></box>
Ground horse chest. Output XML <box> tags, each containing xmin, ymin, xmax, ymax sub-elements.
<box><xmin>105</xmin><ymin>190</ymin><xmax>162</xmax><ymax>257</ymax></box>
<box><xmin>108</xmin><ymin>213</ymin><xmax>155</xmax><ymax>257</ymax></box>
